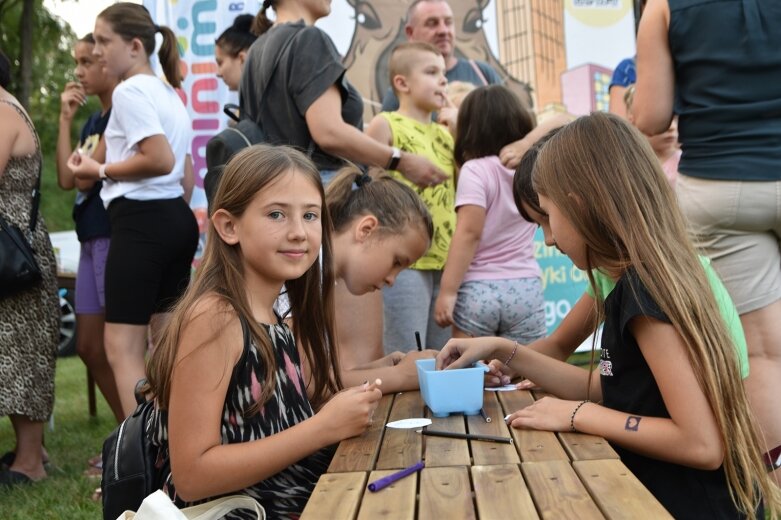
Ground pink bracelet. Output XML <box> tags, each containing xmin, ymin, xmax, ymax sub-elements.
<box><xmin>504</xmin><ymin>341</ymin><xmax>519</xmax><ymax>366</ymax></box>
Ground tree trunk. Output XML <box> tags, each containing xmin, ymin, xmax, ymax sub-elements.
<box><xmin>18</xmin><ymin>0</ymin><xmax>33</xmax><ymax>109</ymax></box>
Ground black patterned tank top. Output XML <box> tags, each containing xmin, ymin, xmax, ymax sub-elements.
<box><xmin>148</xmin><ymin>320</ymin><xmax>335</xmax><ymax>519</ymax></box>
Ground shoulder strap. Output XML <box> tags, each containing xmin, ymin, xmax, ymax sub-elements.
<box><xmin>0</xmin><ymin>99</ymin><xmax>42</xmax><ymax>234</ymax></box>
<box><xmin>180</xmin><ymin>494</ymin><xmax>266</xmax><ymax>520</ymax></box>
<box><xmin>468</xmin><ymin>59</ymin><xmax>489</xmax><ymax>86</ymax></box>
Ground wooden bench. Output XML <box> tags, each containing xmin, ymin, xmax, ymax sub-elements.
<box><xmin>303</xmin><ymin>390</ymin><xmax>671</xmax><ymax>519</ymax></box>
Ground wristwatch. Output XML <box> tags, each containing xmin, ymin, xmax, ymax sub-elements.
<box><xmin>386</xmin><ymin>147</ymin><xmax>402</xmax><ymax>171</ymax></box>
<box><xmin>99</xmin><ymin>164</ymin><xmax>113</xmax><ymax>181</ymax></box>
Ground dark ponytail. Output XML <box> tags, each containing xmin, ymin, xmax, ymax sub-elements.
<box><xmin>157</xmin><ymin>25</ymin><xmax>182</xmax><ymax>88</ymax></box>
<box><xmin>251</xmin><ymin>0</ymin><xmax>275</xmax><ymax>36</ymax></box>
<box><xmin>98</xmin><ymin>2</ymin><xmax>181</xmax><ymax>88</ymax></box>
<box><xmin>216</xmin><ymin>14</ymin><xmax>257</xmax><ymax>57</ymax></box>
<box><xmin>326</xmin><ymin>165</ymin><xmax>433</xmax><ymax>240</ymax></box>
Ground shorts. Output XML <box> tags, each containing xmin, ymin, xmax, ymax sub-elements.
<box><xmin>453</xmin><ymin>278</ymin><xmax>547</xmax><ymax>344</ymax></box>
<box><xmin>382</xmin><ymin>269</ymin><xmax>451</xmax><ymax>352</ymax></box>
<box><xmin>676</xmin><ymin>175</ymin><xmax>781</xmax><ymax>314</ymax></box>
<box><xmin>105</xmin><ymin>197</ymin><xmax>199</xmax><ymax>324</ymax></box>
<box><xmin>75</xmin><ymin>236</ymin><xmax>110</xmax><ymax>314</ymax></box>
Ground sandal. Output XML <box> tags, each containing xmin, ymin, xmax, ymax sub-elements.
<box><xmin>0</xmin><ymin>451</ymin><xmax>52</xmax><ymax>471</ymax></box>
<box><xmin>0</xmin><ymin>452</ymin><xmax>14</xmax><ymax>470</ymax></box>
<box><xmin>0</xmin><ymin>469</ymin><xmax>33</xmax><ymax>488</ymax></box>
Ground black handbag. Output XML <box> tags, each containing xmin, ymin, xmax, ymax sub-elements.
<box><xmin>0</xmin><ymin>124</ymin><xmax>42</xmax><ymax>299</ymax></box>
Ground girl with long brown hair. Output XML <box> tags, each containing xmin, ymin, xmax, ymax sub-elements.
<box><xmin>437</xmin><ymin>113</ymin><xmax>781</xmax><ymax>518</ymax></box>
<box><xmin>144</xmin><ymin>145</ymin><xmax>381</xmax><ymax>518</ymax></box>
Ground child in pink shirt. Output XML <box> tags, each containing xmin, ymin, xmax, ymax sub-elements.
<box><xmin>434</xmin><ymin>85</ymin><xmax>545</xmax><ymax>343</ymax></box>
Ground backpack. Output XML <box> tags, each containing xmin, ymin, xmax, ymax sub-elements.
<box><xmin>204</xmin><ymin>109</ymin><xmax>264</xmax><ymax>206</ymax></box>
<box><xmin>203</xmin><ymin>28</ymin><xmax>304</xmax><ymax>209</ymax></box>
<box><xmin>101</xmin><ymin>388</ymin><xmax>162</xmax><ymax>520</ymax></box>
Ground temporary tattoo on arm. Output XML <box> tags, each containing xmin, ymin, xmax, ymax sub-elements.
<box><xmin>625</xmin><ymin>415</ymin><xmax>641</xmax><ymax>432</ymax></box>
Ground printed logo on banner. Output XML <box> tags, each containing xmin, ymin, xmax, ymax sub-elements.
<box><xmin>533</xmin><ymin>228</ymin><xmax>588</xmax><ymax>334</ymax></box>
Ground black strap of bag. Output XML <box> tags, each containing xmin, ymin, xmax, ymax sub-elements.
<box><xmin>240</xmin><ymin>25</ymin><xmax>305</xmax><ymax>126</ymax></box>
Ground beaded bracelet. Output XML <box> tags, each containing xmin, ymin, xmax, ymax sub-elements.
<box><xmin>504</xmin><ymin>341</ymin><xmax>519</xmax><ymax>366</ymax></box>
<box><xmin>504</xmin><ymin>341</ymin><xmax>518</xmax><ymax>367</ymax></box>
<box><xmin>569</xmin><ymin>400</ymin><xmax>591</xmax><ymax>432</ymax></box>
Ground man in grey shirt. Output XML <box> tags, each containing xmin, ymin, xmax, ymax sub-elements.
<box><xmin>380</xmin><ymin>0</ymin><xmax>502</xmax><ymax>112</ymax></box>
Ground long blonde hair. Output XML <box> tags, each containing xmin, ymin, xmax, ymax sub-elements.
<box><xmin>146</xmin><ymin>145</ymin><xmax>341</xmax><ymax>412</ymax></box>
<box><xmin>533</xmin><ymin>112</ymin><xmax>780</xmax><ymax>517</ymax></box>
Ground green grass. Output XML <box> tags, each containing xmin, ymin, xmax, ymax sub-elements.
<box><xmin>0</xmin><ymin>356</ymin><xmax>116</xmax><ymax>518</ymax></box>
<box><xmin>40</xmin><ymin>149</ymin><xmax>77</xmax><ymax>233</ymax></box>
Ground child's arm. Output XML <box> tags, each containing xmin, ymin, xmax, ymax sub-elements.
<box><xmin>434</xmin><ymin>205</ymin><xmax>485</xmax><ymax>327</ymax></box>
<box><xmin>68</xmin><ymin>134</ymin><xmax>175</xmax><ymax>182</ymax></box>
<box><xmin>55</xmin><ymin>82</ymin><xmax>86</xmax><ymax>191</ymax></box>
<box><xmin>181</xmin><ymin>154</ymin><xmax>194</xmax><ymax>204</ymax></box>
<box><xmin>499</xmin><ymin>112</ymin><xmax>573</xmax><ymax>169</ymax></box>
<box><xmin>438</xmin><ymin>336</ymin><xmax>598</xmax><ymax>401</ymax></box>
<box><xmin>486</xmin><ymin>293</ymin><xmax>598</xmax><ymax>387</ymax></box>
<box><xmin>340</xmin><ymin>350</ymin><xmax>438</xmax><ymax>394</ymax></box>
<box><xmin>364</xmin><ymin>114</ymin><xmax>393</xmax><ymax>146</ymax></box>
<box><xmin>167</xmin><ymin>297</ymin><xmax>382</xmax><ymax>502</ymax></box>
<box><xmin>508</xmin><ymin>316</ymin><xmax>725</xmax><ymax>471</ymax></box>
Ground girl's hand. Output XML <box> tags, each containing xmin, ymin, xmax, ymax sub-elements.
<box><xmin>397</xmin><ymin>349</ymin><xmax>438</xmax><ymax>368</ymax></box>
<box><xmin>316</xmin><ymin>383</ymin><xmax>382</xmax><ymax>443</ymax></box>
<box><xmin>385</xmin><ymin>351</ymin><xmax>406</xmax><ymax>366</ymax></box>
<box><xmin>505</xmin><ymin>396</ymin><xmax>585</xmax><ymax>432</ymax></box>
<box><xmin>60</xmin><ymin>82</ymin><xmax>86</xmax><ymax>121</ymax></box>
<box><xmin>499</xmin><ymin>139</ymin><xmax>531</xmax><ymax>169</ymax></box>
<box><xmin>68</xmin><ymin>152</ymin><xmax>100</xmax><ymax>180</ymax></box>
<box><xmin>485</xmin><ymin>360</ymin><xmax>513</xmax><ymax>387</ymax></box>
<box><xmin>514</xmin><ymin>379</ymin><xmax>541</xmax><ymax>391</ymax></box>
<box><xmin>434</xmin><ymin>292</ymin><xmax>456</xmax><ymax>327</ymax></box>
<box><xmin>436</xmin><ymin>337</ymin><xmax>500</xmax><ymax>370</ymax></box>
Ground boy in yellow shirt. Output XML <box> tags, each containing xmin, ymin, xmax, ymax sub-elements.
<box><xmin>366</xmin><ymin>42</ymin><xmax>456</xmax><ymax>352</ymax></box>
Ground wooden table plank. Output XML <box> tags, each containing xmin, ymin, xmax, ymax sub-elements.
<box><xmin>521</xmin><ymin>461</ymin><xmax>605</xmax><ymax>519</ymax></box>
<box><xmin>557</xmin><ymin>432</ymin><xmax>619</xmax><ymax>461</ymax></box>
<box><xmin>573</xmin><ymin>459</ymin><xmax>672</xmax><ymax>520</ymax></box>
<box><xmin>329</xmin><ymin>394</ymin><xmax>394</xmax><ymax>472</ymax></box>
<box><xmin>472</xmin><ymin>464</ymin><xmax>539</xmax><ymax>520</ymax></box>
<box><xmin>301</xmin><ymin>471</ymin><xmax>366</xmax><ymax>520</ymax></box>
<box><xmin>376</xmin><ymin>391</ymin><xmax>425</xmax><ymax>470</ymax></box>
<box><xmin>467</xmin><ymin>392</ymin><xmax>520</xmax><ymax>465</ymax></box>
<box><xmin>357</xmin><ymin>469</ymin><xmax>418</xmax><ymax>520</ymax></box>
<box><xmin>423</xmin><ymin>413</ymin><xmax>470</xmax><ymax>467</ymax></box>
<box><xmin>418</xmin><ymin>466</ymin><xmax>476</xmax><ymax>520</ymax></box>
<box><xmin>498</xmin><ymin>391</ymin><xmax>569</xmax><ymax>462</ymax></box>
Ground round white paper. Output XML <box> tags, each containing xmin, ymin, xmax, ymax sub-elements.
<box><xmin>386</xmin><ymin>418</ymin><xmax>432</xmax><ymax>429</ymax></box>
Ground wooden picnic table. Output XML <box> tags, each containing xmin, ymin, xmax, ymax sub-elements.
<box><xmin>302</xmin><ymin>389</ymin><xmax>671</xmax><ymax>519</ymax></box>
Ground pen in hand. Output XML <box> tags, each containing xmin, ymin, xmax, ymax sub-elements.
<box><xmin>415</xmin><ymin>331</ymin><xmax>422</xmax><ymax>352</ymax></box>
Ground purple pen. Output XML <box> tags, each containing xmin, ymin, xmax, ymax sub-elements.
<box><xmin>367</xmin><ymin>461</ymin><xmax>425</xmax><ymax>492</ymax></box>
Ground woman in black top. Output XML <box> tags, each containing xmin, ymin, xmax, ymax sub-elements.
<box><xmin>241</xmin><ymin>0</ymin><xmax>448</xmax><ymax>187</ymax></box>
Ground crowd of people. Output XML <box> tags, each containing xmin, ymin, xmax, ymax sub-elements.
<box><xmin>1</xmin><ymin>0</ymin><xmax>780</xmax><ymax>518</ymax></box>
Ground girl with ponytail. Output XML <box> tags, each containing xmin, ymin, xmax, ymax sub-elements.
<box><xmin>325</xmin><ymin>166</ymin><xmax>437</xmax><ymax>391</ymax></box>
<box><xmin>68</xmin><ymin>2</ymin><xmax>199</xmax><ymax>419</ymax></box>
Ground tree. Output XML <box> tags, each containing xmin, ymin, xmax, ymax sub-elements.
<box><xmin>2</xmin><ymin>0</ymin><xmax>95</xmax><ymax>230</ymax></box>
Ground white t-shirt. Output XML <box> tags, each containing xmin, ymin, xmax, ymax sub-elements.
<box><xmin>101</xmin><ymin>74</ymin><xmax>191</xmax><ymax>205</ymax></box>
